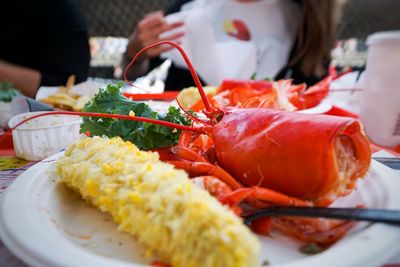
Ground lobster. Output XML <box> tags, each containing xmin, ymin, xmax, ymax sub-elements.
<box><xmin>13</xmin><ymin>41</ymin><xmax>371</xmax><ymax>245</ymax></box>
<box><xmin>124</xmin><ymin>41</ymin><xmax>372</xmax><ymax>244</ymax></box>
<box><xmin>188</xmin><ymin>71</ymin><xmax>332</xmax><ymax>112</ymax></box>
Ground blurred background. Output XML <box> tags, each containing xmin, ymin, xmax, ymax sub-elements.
<box><xmin>83</xmin><ymin>0</ymin><xmax>400</xmax><ymax>80</ymax></box>
<box><xmin>84</xmin><ymin>0</ymin><xmax>170</xmax><ymax>80</ymax></box>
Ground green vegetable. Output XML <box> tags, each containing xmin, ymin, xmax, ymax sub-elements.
<box><xmin>299</xmin><ymin>243</ymin><xmax>326</xmax><ymax>255</ymax></box>
<box><xmin>80</xmin><ymin>82</ymin><xmax>191</xmax><ymax>150</ymax></box>
<box><xmin>0</xmin><ymin>82</ymin><xmax>20</xmax><ymax>102</ymax></box>
<box><xmin>250</xmin><ymin>73</ymin><xmax>272</xmax><ymax>81</ymax></box>
<box><xmin>261</xmin><ymin>259</ymin><xmax>270</xmax><ymax>266</ymax></box>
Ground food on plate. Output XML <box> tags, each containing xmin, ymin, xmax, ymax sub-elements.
<box><xmin>39</xmin><ymin>75</ymin><xmax>90</xmax><ymax>111</ymax></box>
<box><xmin>207</xmin><ymin>108</ymin><xmax>371</xmax><ymax>204</ymax></box>
<box><xmin>162</xmin><ymin>108</ymin><xmax>371</xmax><ymax>244</ymax></box>
<box><xmin>17</xmin><ymin>41</ymin><xmax>372</xmax><ymax>246</ymax></box>
<box><xmin>176</xmin><ymin>86</ymin><xmax>217</xmax><ymax>109</ymax></box>
<box><xmin>80</xmin><ymin>83</ymin><xmax>192</xmax><ymax>150</ymax></box>
<box><xmin>121</xmin><ymin>41</ymin><xmax>371</xmax><ymax>244</ymax></box>
<box><xmin>181</xmin><ymin>76</ymin><xmax>331</xmax><ymax>112</ymax></box>
<box><xmin>31</xmin><ymin>89</ymin><xmax>370</xmax><ymax>244</ymax></box>
<box><xmin>56</xmin><ymin>136</ymin><xmax>260</xmax><ymax>267</ymax></box>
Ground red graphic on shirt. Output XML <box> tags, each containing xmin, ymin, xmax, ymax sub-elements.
<box><xmin>224</xmin><ymin>19</ymin><xmax>251</xmax><ymax>41</ymax></box>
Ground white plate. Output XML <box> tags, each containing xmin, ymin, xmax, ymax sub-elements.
<box><xmin>296</xmin><ymin>99</ymin><xmax>333</xmax><ymax>115</ymax></box>
<box><xmin>35</xmin><ymin>81</ymin><xmax>100</xmax><ymax>101</ymax></box>
<box><xmin>0</xmin><ymin>155</ymin><xmax>400</xmax><ymax>267</ymax></box>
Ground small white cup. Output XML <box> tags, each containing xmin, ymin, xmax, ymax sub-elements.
<box><xmin>359</xmin><ymin>31</ymin><xmax>400</xmax><ymax>147</ymax></box>
<box><xmin>8</xmin><ymin>112</ymin><xmax>82</xmax><ymax>161</ymax></box>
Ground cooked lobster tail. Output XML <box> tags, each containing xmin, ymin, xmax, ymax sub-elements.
<box><xmin>210</xmin><ymin>108</ymin><xmax>371</xmax><ymax>206</ymax></box>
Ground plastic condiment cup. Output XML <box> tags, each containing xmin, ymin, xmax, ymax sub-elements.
<box><xmin>8</xmin><ymin>111</ymin><xmax>82</xmax><ymax>161</ymax></box>
<box><xmin>359</xmin><ymin>31</ymin><xmax>400</xmax><ymax>147</ymax></box>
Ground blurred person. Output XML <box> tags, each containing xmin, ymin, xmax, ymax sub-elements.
<box><xmin>122</xmin><ymin>0</ymin><xmax>336</xmax><ymax>90</ymax></box>
<box><xmin>0</xmin><ymin>0</ymin><xmax>90</xmax><ymax>98</ymax></box>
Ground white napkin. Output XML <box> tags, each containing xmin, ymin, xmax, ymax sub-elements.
<box><xmin>326</xmin><ymin>71</ymin><xmax>364</xmax><ymax>114</ymax></box>
<box><xmin>161</xmin><ymin>8</ymin><xmax>257</xmax><ymax>86</ymax></box>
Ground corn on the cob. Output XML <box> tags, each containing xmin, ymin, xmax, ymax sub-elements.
<box><xmin>56</xmin><ymin>137</ymin><xmax>260</xmax><ymax>267</ymax></box>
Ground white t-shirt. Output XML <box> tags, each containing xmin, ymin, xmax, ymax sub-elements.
<box><xmin>182</xmin><ymin>0</ymin><xmax>301</xmax><ymax>79</ymax></box>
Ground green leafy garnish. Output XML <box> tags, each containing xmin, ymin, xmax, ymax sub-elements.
<box><xmin>261</xmin><ymin>259</ymin><xmax>270</xmax><ymax>266</ymax></box>
<box><xmin>0</xmin><ymin>82</ymin><xmax>20</xmax><ymax>102</ymax></box>
<box><xmin>80</xmin><ymin>82</ymin><xmax>191</xmax><ymax>150</ymax></box>
<box><xmin>250</xmin><ymin>73</ymin><xmax>272</xmax><ymax>81</ymax></box>
<box><xmin>299</xmin><ymin>243</ymin><xmax>326</xmax><ymax>255</ymax></box>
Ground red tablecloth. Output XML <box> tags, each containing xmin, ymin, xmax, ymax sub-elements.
<box><xmin>0</xmin><ymin>131</ymin><xmax>15</xmax><ymax>157</ymax></box>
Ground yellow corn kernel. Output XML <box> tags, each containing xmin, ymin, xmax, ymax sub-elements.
<box><xmin>128</xmin><ymin>192</ymin><xmax>142</xmax><ymax>203</ymax></box>
<box><xmin>98</xmin><ymin>196</ymin><xmax>114</xmax><ymax>211</ymax></box>
<box><xmin>84</xmin><ymin>179</ymin><xmax>99</xmax><ymax>197</ymax></box>
<box><xmin>102</xmin><ymin>163</ymin><xmax>113</xmax><ymax>175</ymax></box>
<box><xmin>146</xmin><ymin>164</ymin><xmax>152</xmax><ymax>171</ymax></box>
<box><xmin>56</xmin><ymin>137</ymin><xmax>260</xmax><ymax>267</ymax></box>
<box><xmin>175</xmin><ymin>186</ymin><xmax>183</xmax><ymax>194</ymax></box>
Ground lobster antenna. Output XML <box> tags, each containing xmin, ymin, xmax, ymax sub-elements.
<box><xmin>10</xmin><ymin>111</ymin><xmax>202</xmax><ymax>133</ymax></box>
<box><xmin>122</xmin><ymin>55</ymin><xmax>152</xmax><ymax>94</ymax></box>
<box><xmin>175</xmin><ymin>98</ymin><xmax>211</xmax><ymax>126</ymax></box>
<box><xmin>123</xmin><ymin>41</ymin><xmax>214</xmax><ymax>113</ymax></box>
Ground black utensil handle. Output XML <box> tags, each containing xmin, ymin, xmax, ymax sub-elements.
<box><xmin>243</xmin><ymin>206</ymin><xmax>400</xmax><ymax>226</ymax></box>
<box><xmin>373</xmin><ymin>157</ymin><xmax>400</xmax><ymax>170</ymax></box>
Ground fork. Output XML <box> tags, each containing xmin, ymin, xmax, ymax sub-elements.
<box><xmin>243</xmin><ymin>206</ymin><xmax>400</xmax><ymax>226</ymax></box>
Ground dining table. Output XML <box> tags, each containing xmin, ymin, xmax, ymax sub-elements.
<box><xmin>1</xmin><ymin>73</ymin><xmax>400</xmax><ymax>267</ymax></box>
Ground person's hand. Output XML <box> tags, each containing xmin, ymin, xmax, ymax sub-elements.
<box><xmin>126</xmin><ymin>11</ymin><xmax>185</xmax><ymax>61</ymax></box>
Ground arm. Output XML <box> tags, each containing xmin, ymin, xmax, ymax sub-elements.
<box><xmin>0</xmin><ymin>60</ymin><xmax>41</xmax><ymax>98</ymax></box>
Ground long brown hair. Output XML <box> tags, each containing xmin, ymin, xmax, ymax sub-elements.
<box><xmin>289</xmin><ymin>0</ymin><xmax>336</xmax><ymax>77</ymax></box>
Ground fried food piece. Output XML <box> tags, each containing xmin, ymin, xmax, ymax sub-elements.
<box><xmin>72</xmin><ymin>96</ymin><xmax>90</xmax><ymax>111</ymax></box>
<box><xmin>39</xmin><ymin>75</ymin><xmax>89</xmax><ymax>111</ymax></box>
<box><xmin>40</xmin><ymin>92</ymin><xmax>76</xmax><ymax>110</ymax></box>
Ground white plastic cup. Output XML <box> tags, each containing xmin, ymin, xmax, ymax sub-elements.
<box><xmin>359</xmin><ymin>31</ymin><xmax>400</xmax><ymax>147</ymax></box>
<box><xmin>8</xmin><ymin>112</ymin><xmax>82</xmax><ymax>161</ymax></box>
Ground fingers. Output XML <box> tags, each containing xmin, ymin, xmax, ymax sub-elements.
<box><xmin>145</xmin><ymin>41</ymin><xmax>182</xmax><ymax>58</ymax></box>
<box><xmin>138</xmin><ymin>11</ymin><xmax>165</xmax><ymax>31</ymax></box>
<box><xmin>144</xmin><ymin>10</ymin><xmax>163</xmax><ymax>19</ymax></box>
<box><xmin>152</xmin><ymin>21</ymin><xmax>185</xmax><ymax>37</ymax></box>
<box><xmin>159</xmin><ymin>31</ymin><xmax>185</xmax><ymax>43</ymax></box>
<box><xmin>128</xmin><ymin>10</ymin><xmax>185</xmax><ymax>59</ymax></box>
<box><xmin>139</xmin><ymin>16</ymin><xmax>184</xmax><ymax>42</ymax></box>
<box><xmin>143</xmin><ymin>31</ymin><xmax>185</xmax><ymax>58</ymax></box>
